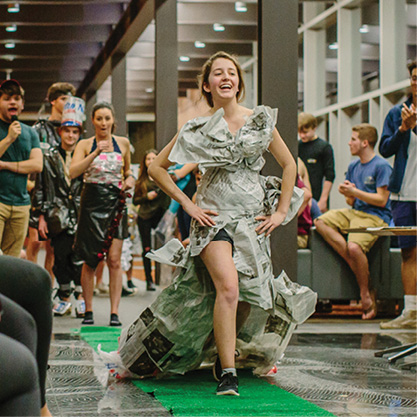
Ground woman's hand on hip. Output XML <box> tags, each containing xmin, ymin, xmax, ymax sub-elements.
<box><xmin>255</xmin><ymin>211</ymin><xmax>286</xmax><ymax>236</ymax></box>
<box><xmin>184</xmin><ymin>202</ymin><xmax>218</xmax><ymax>227</ymax></box>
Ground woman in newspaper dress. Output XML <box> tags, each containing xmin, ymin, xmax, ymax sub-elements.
<box><xmin>111</xmin><ymin>52</ymin><xmax>315</xmax><ymax>395</ymax></box>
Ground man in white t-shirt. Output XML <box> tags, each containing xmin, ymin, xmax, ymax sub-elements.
<box><xmin>379</xmin><ymin>60</ymin><xmax>416</xmax><ymax>329</ymax></box>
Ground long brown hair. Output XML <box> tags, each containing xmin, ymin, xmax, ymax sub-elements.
<box><xmin>135</xmin><ymin>149</ymin><xmax>158</xmax><ymax>197</ymax></box>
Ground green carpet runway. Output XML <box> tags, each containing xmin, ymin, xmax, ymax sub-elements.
<box><xmin>79</xmin><ymin>327</ymin><xmax>334</xmax><ymax>417</ymax></box>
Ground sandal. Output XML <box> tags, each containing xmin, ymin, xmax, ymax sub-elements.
<box><xmin>362</xmin><ymin>289</ymin><xmax>377</xmax><ymax>320</ymax></box>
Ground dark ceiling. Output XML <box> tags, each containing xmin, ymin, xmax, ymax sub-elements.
<box><xmin>0</xmin><ymin>0</ymin><xmax>129</xmax><ymax>114</ymax></box>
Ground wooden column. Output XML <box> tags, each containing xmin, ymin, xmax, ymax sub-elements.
<box><xmin>155</xmin><ymin>0</ymin><xmax>178</xmax><ymax>149</ymax></box>
<box><xmin>258</xmin><ymin>0</ymin><xmax>298</xmax><ymax>279</ymax></box>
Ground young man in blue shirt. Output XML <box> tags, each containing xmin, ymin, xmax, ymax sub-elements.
<box><xmin>315</xmin><ymin>124</ymin><xmax>392</xmax><ymax>320</ymax></box>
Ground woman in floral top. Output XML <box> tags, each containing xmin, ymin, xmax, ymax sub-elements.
<box><xmin>70</xmin><ymin>102</ymin><xmax>135</xmax><ymax>327</ymax></box>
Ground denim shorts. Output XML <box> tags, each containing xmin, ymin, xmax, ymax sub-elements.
<box><xmin>391</xmin><ymin>201</ymin><xmax>417</xmax><ymax>249</ymax></box>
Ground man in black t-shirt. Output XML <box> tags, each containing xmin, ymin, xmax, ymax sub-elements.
<box><xmin>298</xmin><ymin>112</ymin><xmax>335</xmax><ymax>213</ymax></box>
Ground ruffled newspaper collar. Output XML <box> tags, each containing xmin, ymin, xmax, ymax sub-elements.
<box><xmin>168</xmin><ymin>105</ymin><xmax>277</xmax><ymax>166</ymax></box>
<box><xmin>196</xmin><ymin>105</ymin><xmax>277</xmax><ymax>142</ymax></box>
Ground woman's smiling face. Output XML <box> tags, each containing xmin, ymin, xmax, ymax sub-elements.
<box><xmin>145</xmin><ymin>152</ymin><xmax>157</xmax><ymax>168</ymax></box>
<box><xmin>204</xmin><ymin>58</ymin><xmax>240</xmax><ymax>104</ymax></box>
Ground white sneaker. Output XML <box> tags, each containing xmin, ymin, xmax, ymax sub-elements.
<box><xmin>95</xmin><ymin>282</ymin><xmax>109</xmax><ymax>294</ymax></box>
<box><xmin>53</xmin><ymin>300</ymin><xmax>72</xmax><ymax>316</ymax></box>
<box><xmin>380</xmin><ymin>310</ymin><xmax>417</xmax><ymax>329</ymax></box>
<box><xmin>75</xmin><ymin>299</ymin><xmax>86</xmax><ymax>318</ymax></box>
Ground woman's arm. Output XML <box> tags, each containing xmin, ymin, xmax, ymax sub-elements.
<box><xmin>297</xmin><ymin>157</ymin><xmax>311</xmax><ymax>190</ymax></box>
<box><xmin>270</xmin><ymin>128</ymin><xmax>297</xmax><ymax>213</ymax></box>
<box><xmin>69</xmin><ymin>139</ymin><xmax>98</xmax><ymax>179</ymax></box>
<box><xmin>170</xmin><ymin>163</ymin><xmax>198</xmax><ymax>182</ymax></box>
<box><xmin>117</xmin><ymin>137</ymin><xmax>135</xmax><ymax>191</ymax></box>
<box><xmin>149</xmin><ymin>135</ymin><xmax>217</xmax><ymax>226</ymax></box>
<box><xmin>298</xmin><ymin>186</ymin><xmax>312</xmax><ymax>216</ymax></box>
<box><xmin>256</xmin><ymin>128</ymin><xmax>297</xmax><ymax>236</ymax></box>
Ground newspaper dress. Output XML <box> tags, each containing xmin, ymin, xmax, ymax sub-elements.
<box><xmin>117</xmin><ymin>106</ymin><xmax>316</xmax><ymax>377</ymax></box>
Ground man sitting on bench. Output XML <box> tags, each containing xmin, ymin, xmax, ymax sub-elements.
<box><xmin>315</xmin><ymin>124</ymin><xmax>392</xmax><ymax>320</ymax></box>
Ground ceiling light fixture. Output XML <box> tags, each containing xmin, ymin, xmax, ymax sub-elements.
<box><xmin>213</xmin><ymin>23</ymin><xmax>225</xmax><ymax>32</ymax></box>
<box><xmin>7</xmin><ymin>3</ymin><xmax>20</xmax><ymax>13</ymax></box>
<box><xmin>328</xmin><ymin>42</ymin><xmax>338</xmax><ymax>50</ymax></box>
<box><xmin>145</xmin><ymin>88</ymin><xmax>153</xmax><ymax>93</ymax></box>
<box><xmin>179</xmin><ymin>56</ymin><xmax>190</xmax><ymax>62</ymax></box>
<box><xmin>359</xmin><ymin>24</ymin><xmax>369</xmax><ymax>34</ymax></box>
<box><xmin>4</xmin><ymin>55</ymin><xmax>15</xmax><ymax>61</ymax></box>
<box><xmin>194</xmin><ymin>41</ymin><xmax>206</xmax><ymax>49</ymax></box>
<box><xmin>5</xmin><ymin>42</ymin><xmax>16</xmax><ymax>49</ymax></box>
<box><xmin>5</xmin><ymin>25</ymin><xmax>17</xmax><ymax>33</ymax></box>
<box><xmin>235</xmin><ymin>2</ymin><xmax>247</xmax><ymax>12</ymax></box>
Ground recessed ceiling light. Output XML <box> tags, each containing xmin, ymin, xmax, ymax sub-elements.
<box><xmin>179</xmin><ymin>56</ymin><xmax>190</xmax><ymax>62</ymax></box>
<box><xmin>328</xmin><ymin>42</ymin><xmax>338</xmax><ymax>50</ymax></box>
<box><xmin>235</xmin><ymin>2</ymin><xmax>247</xmax><ymax>12</ymax></box>
<box><xmin>194</xmin><ymin>41</ymin><xmax>206</xmax><ymax>49</ymax></box>
<box><xmin>145</xmin><ymin>88</ymin><xmax>153</xmax><ymax>93</ymax></box>
<box><xmin>6</xmin><ymin>25</ymin><xmax>17</xmax><ymax>33</ymax></box>
<box><xmin>213</xmin><ymin>23</ymin><xmax>225</xmax><ymax>32</ymax></box>
<box><xmin>5</xmin><ymin>42</ymin><xmax>16</xmax><ymax>49</ymax></box>
<box><xmin>7</xmin><ymin>3</ymin><xmax>20</xmax><ymax>13</ymax></box>
<box><xmin>359</xmin><ymin>24</ymin><xmax>369</xmax><ymax>34</ymax></box>
<box><xmin>4</xmin><ymin>55</ymin><xmax>15</xmax><ymax>61</ymax></box>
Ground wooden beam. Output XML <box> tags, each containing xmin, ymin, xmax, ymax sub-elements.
<box><xmin>77</xmin><ymin>0</ymin><xmax>154</xmax><ymax>101</ymax></box>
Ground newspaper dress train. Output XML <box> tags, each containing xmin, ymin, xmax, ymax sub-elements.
<box><xmin>115</xmin><ymin>106</ymin><xmax>317</xmax><ymax>378</ymax></box>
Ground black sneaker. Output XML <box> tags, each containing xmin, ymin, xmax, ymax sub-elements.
<box><xmin>127</xmin><ymin>280</ymin><xmax>137</xmax><ymax>290</ymax></box>
<box><xmin>216</xmin><ymin>373</ymin><xmax>239</xmax><ymax>396</ymax></box>
<box><xmin>213</xmin><ymin>356</ymin><xmax>222</xmax><ymax>381</ymax></box>
<box><xmin>110</xmin><ymin>313</ymin><xmax>122</xmax><ymax>327</ymax></box>
<box><xmin>146</xmin><ymin>282</ymin><xmax>156</xmax><ymax>291</ymax></box>
<box><xmin>121</xmin><ymin>287</ymin><xmax>136</xmax><ymax>297</ymax></box>
<box><xmin>82</xmin><ymin>311</ymin><xmax>94</xmax><ymax>325</ymax></box>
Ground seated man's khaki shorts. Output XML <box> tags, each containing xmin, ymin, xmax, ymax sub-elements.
<box><xmin>317</xmin><ymin>208</ymin><xmax>387</xmax><ymax>253</ymax></box>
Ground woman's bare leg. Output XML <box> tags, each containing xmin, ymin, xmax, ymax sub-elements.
<box><xmin>81</xmin><ymin>264</ymin><xmax>96</xmax><ymax>312</ymax></box>
<box><xmin>200</xmin><ymin>241</ymin><xmax>238</xmax><ymax>370</ymax></box>
<box><xmin>95</xmin><ymin>260</ymin><xmax>105</xmax><ymax>288</ymax></box>
<box><xmin>107</xmin><ymin>239</ymin><xmax>123</xmax><ymax>315</ymax></box>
